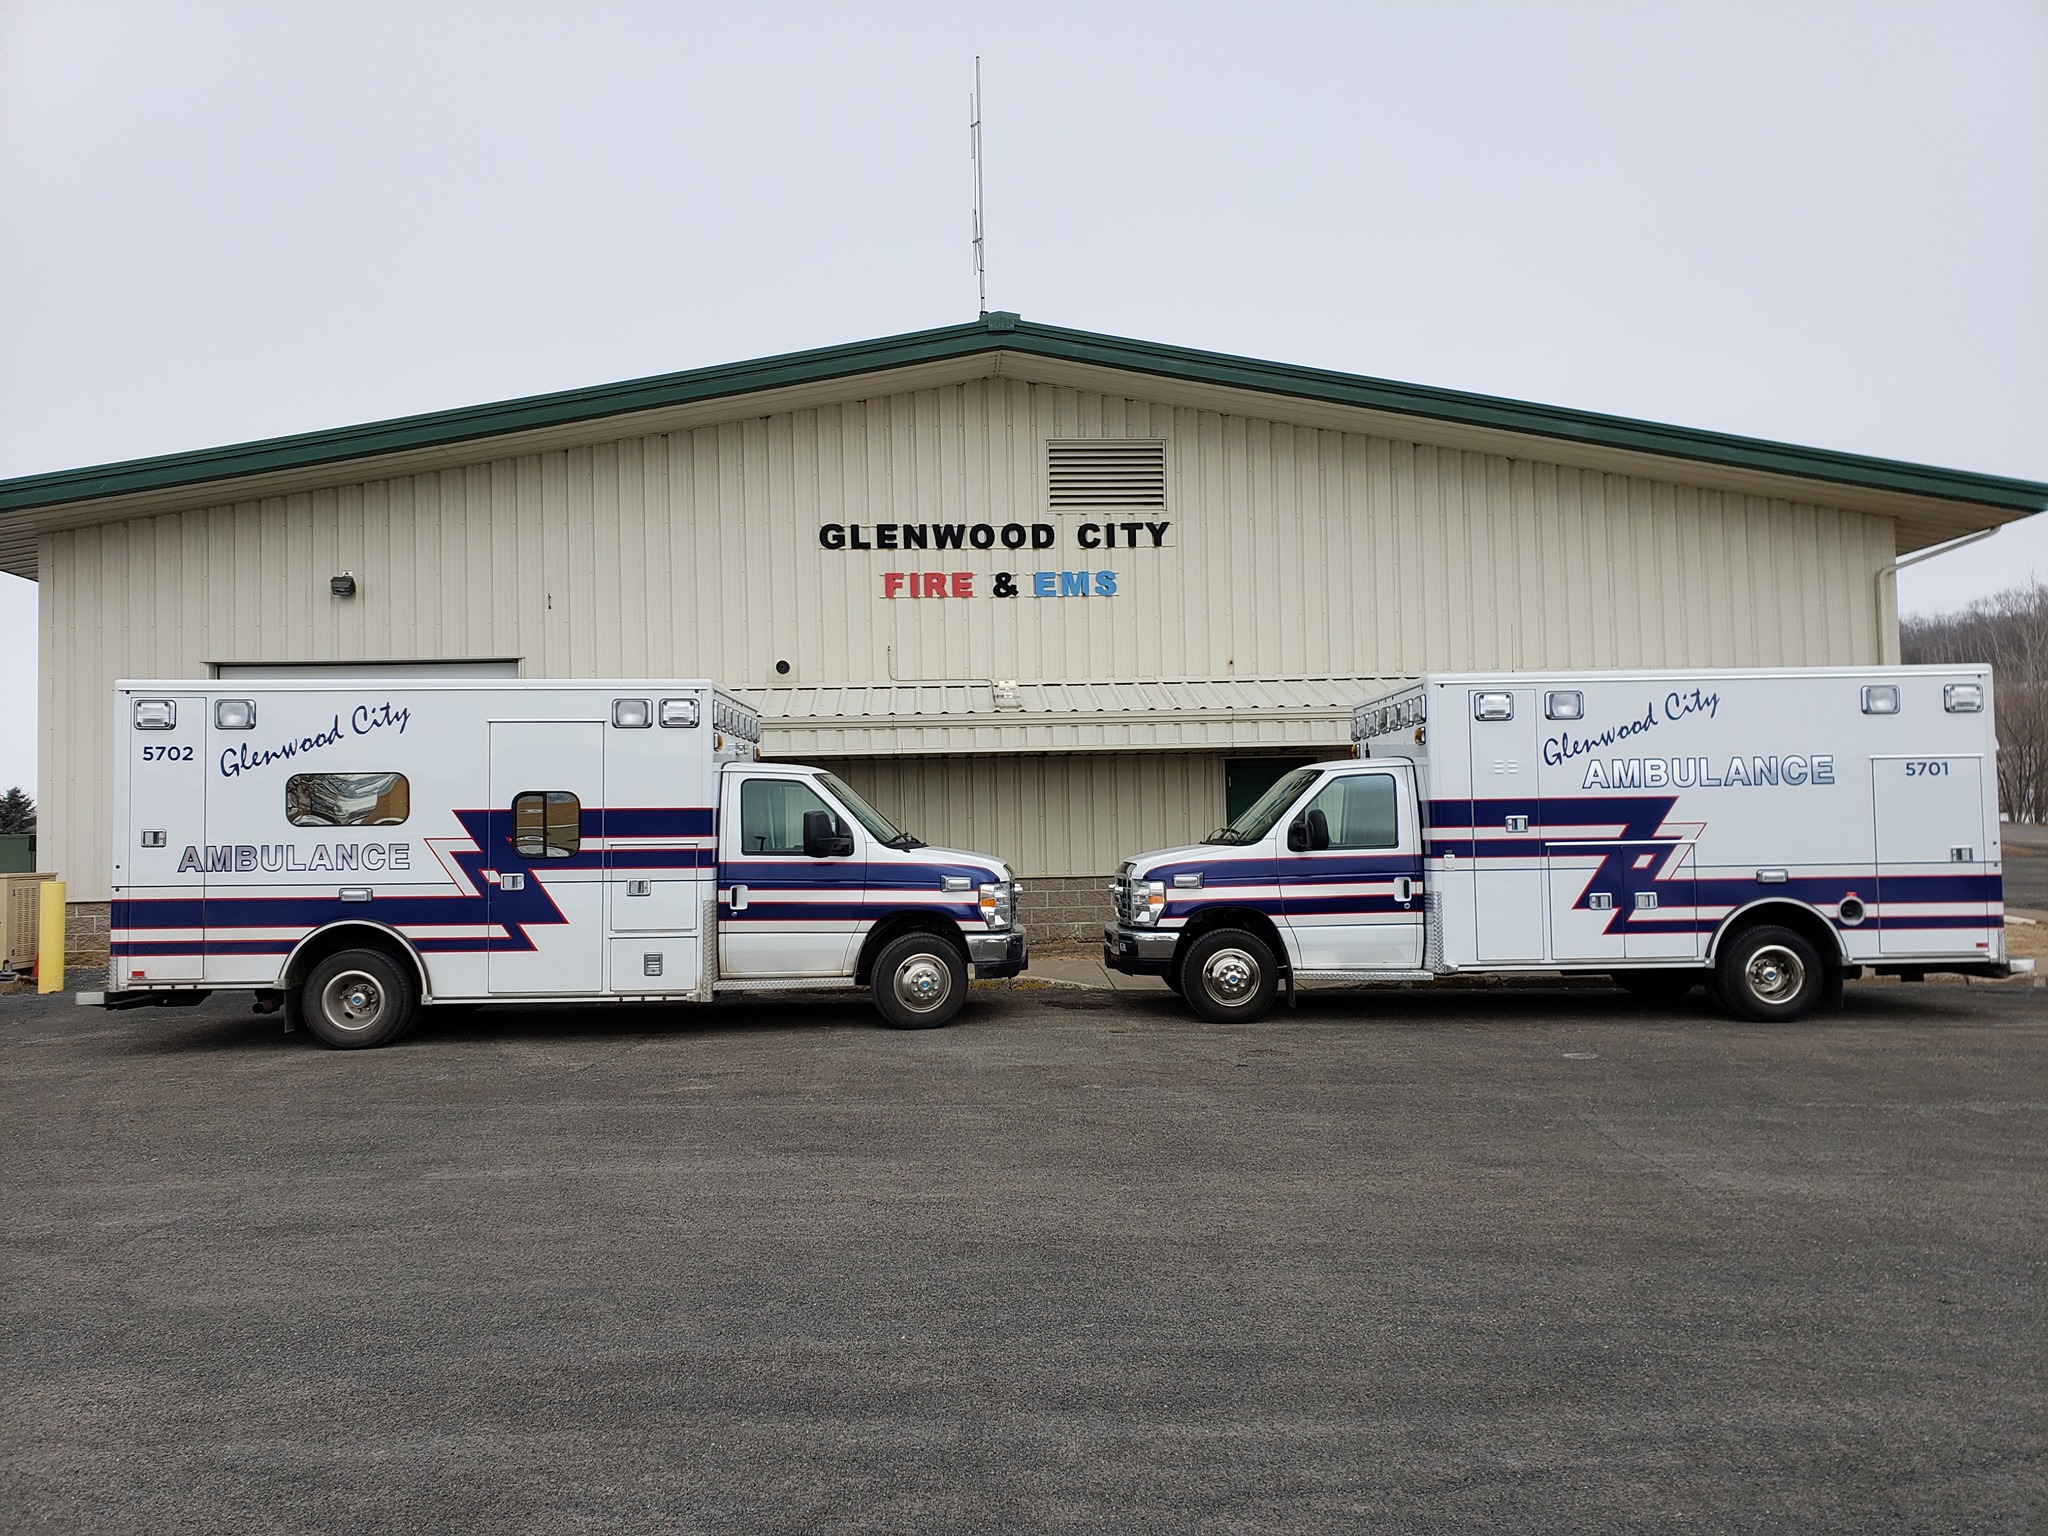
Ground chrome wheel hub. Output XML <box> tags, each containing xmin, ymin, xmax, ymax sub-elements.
<box><xmin>1745</xmin><ymin>945</ymin><xmax>1805</xmax><ymax>1004</ymax></box>
<box><xmin>1202</xmin><ymin>948</ymin><xmax>1259</xmax><ymax>1004</ymax></box>
<box><xmin>892</xmin><ymin>955</ymin><xmax>952</xmax><ymax>1014</ymax></box>
<box><xmin>321</xmin><ymin>969</ymin><xmax>385</xmax><ymax>1032</ymax></box>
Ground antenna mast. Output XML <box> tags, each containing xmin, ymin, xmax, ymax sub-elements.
<box><xmin>970</xmin><ymin>57</ymin><xmax>987</xmax><ymax>317</ymax></box>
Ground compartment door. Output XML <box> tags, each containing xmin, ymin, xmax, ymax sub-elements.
<box><xmin>1623</xmin><ymin>840</ymin><xmax>1700</xmax><ymax>961</ymax></box>
<box><xmin>1873</xmin><ymin>756</ymin><xmax>1994</xmax><ymax>957</ymax></box>
<box><xmin>1468</xmin><ymin>688</ymin><xmax>1545</xmax><ymax>961</ymax></box>
<box><xmin>118</xmin><ymin>693</ymin><xmax>208</xmax><ymax>981</ymax></box>
<box><xmin>487</xmin><ymin>722</ymin><xmax>605</xmax><ymax>993</ymax></box>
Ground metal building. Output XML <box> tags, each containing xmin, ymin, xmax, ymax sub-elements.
<box><xmin>3</xmin><ymin>315</ymin><xmax>2043</xmax><ymax>936</ymax></box>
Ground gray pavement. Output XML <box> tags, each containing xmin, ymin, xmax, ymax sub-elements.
<box><xmin>4</xmin><ymin>982</ymin><xmax>2044</xmax><ymax>1533</ymax></box>
<box><xmin>2003</xmin><ymin>822</ymin><xmax>2048</xmax><ymax>913</ymax></box>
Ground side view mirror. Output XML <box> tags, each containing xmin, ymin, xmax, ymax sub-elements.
<box><xmin>1287</xmin><ymin>810</ymin><xmax>1331</xmax><ymax>852</ymax></box>
<box><xmin>802</xmin><ymin>809</ymin><xmax>855</xmax><ymax>859</ymax></box>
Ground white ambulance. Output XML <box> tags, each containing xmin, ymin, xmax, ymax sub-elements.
<box><xmin>1105</xmin><ymin>666</ymin><xmax>2027</xmax><ymax>1022</ymax></box>
<box><xmin>90</xmin><ymin>679</ymin><xmax>1027</xmax><ymax>1045</ymax></box>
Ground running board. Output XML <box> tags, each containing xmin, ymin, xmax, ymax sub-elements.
<box><xmin>711</xmin><ymin>978</ymin><xmax>861</xmax><ymax>993</ymax></box>
<box><xmin>1290</xmin><ymin>969</ymin><xmax>1438</xmax><ymax>983</ymax></box>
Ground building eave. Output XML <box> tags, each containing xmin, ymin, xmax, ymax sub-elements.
<box><xmin>4</xmin><ymin>311</ymin><xmax>2042</xmax><ymax>579</ymax></box>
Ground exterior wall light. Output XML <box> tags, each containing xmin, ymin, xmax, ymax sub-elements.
<box><xmin>331</xmin><ymin>573</ymin><xmax>357</xmax><ymax>598</ymax></box>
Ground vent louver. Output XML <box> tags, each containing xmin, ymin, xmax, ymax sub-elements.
<box><xmin>1047</xmin><ymin>439</ymin><xmax>1167</xmax><ymax>510</ymax></box>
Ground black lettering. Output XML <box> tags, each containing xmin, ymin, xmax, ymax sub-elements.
<box><xmin>876</xmin><ymin>524</ymin><xmax>899</xmax><ymax>550</ymax></box>
<box><xmin>970</xmin><ymin>524</ymin><xmax>996</xmax><ymax>550</ymax></box>
<box><xmin>848</xmin><ymin>525</ymin><xmax>872</xmax><ymax>550</ymax></box>
<box><xmin>1031</xmin><ymin>523</ymin><xmax>1055</xmax><ymax>549</ymax></box>
<box><xmin>902</xmin><ymin>525</ymin><xmax>928</xmax><ymax>550</ymax></box>
<box><xmin>819</xmin><ymin>524</ymin><xmax>846</xmax><ymax>550</ymax></box>
<box><xmin>1146</xmin><ymin>520</ymin><xmax>1170</xmax><ymax>546</ymax></box>
<box><xmin>1120</xmin><ymin>521</ymin><xmax>1143</xmax><ymax>545</ymax></box>
<box><xmin>934</xmin><ymin>524</ymin><xmax>966</xmax><ymax>549</ymax></box>
<box><xmin>1077</xmin><ymin>524</ymin><xmax>1102</xmax><ymax>549</ymax></box>
<box><xmin>992</xmin><ymin>571</ymin><xmax>1018</xmax><ymax>597</ymax></box>
<box><xmin>1001</xmin><ymin>523</ymin><xmax>1028</xmax><ymax>549</ymax></box>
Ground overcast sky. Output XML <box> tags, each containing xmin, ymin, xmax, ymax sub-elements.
<box><xmin>2</xmin><ymin>0</ymin><xmax>2044</xmax><ymax>798</ymax></box>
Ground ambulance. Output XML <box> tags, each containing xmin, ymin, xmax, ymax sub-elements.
<box><xmin>1105</xmin><ymin>666</ymin><xmax>2026</xmax><ymax>1022</ymax></box>
<box><xmin>88</xmin><ymin>679</ymin><xmax>1027</xmax><ymax>1045</ymax></box>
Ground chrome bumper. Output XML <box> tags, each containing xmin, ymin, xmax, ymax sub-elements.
<box><xmin>968</xmin><ymin>927</ymin><xmax>1028</xmax><ymax>979</ymax></box>
<box><xmin>1103</xmin><ymin>924</ymin><xmax>1177</xmax><ymax>976</ymax></box>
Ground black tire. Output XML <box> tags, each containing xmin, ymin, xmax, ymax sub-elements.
<box><xmin>299</xmin><ymin>948</ymin><xmax>419</xmax><ymax>1049</ymax></box>
<box><xmin>870</xmin><ymin>932</ymin><xmax>968</xmax><ymax>1029</ymax></box>
<box><xmin>1610</xmin><ymin>968</ymin><xmax>1704</xmax><ymax>1001</ymax></box>
<box><xmin>1713</xmin><ymin>925</ymin><xmax>1825</xmax><ymax>1023</ymax></box>
<box><xmin>1179</xmin><ymin>928</ymin><xmax>1280</xmax><ymax>1023</ymax></box>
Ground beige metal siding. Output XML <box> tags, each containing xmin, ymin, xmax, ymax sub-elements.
<box><xmin>38</xmin><ymin>376</ymin><xmax>1897</xmax><ymax>898</ymax></box>
<box><xmin>829</xmin><ymin>752</ymin><xmax>1344</xmax><ymax>880</ymax></box>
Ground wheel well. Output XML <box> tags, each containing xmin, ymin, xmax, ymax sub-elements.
<box><xmin>1172</xmin><ymin>907</ymin><xmax>1290</xmax><ymax>972</ymax></box>
<box><xmin>281</xmin><ymin>923</ymin><xmax>429</xmax><ymax>997</ymax></box>
<box><xmin>1710</xmin><ymin>901</ymin><xmax>1845</xmax><ymax>970</ymax></box>
<box><xmin>855</xmin><ymin>913</ymin><xmax>969</xmax><ymax>986</ymax></box>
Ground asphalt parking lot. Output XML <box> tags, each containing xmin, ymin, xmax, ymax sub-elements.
<box><xmin>4</xmin><ymin>980</ymin><xmax>2044</xmax><ymax>1534</ymax></box>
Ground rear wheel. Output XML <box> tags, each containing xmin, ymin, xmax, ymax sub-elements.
<box><xmin>870</xmin><ymin>932</ymin><xmax>968</xmax><ymax>1029</ymax></box>
<box><xmin>1180</xmin><ymin>928</ymin><xmax>1280</xmax><ymax>1023</ymax></box>
<box><xmin>299</xmin><ymin>948</ymin><xmax>418</xmax><ymax>1049</ymax></box>
<box><xmin>1714</xmin><ymin>925</ymin><xmax>1825</xmax><ymax>1023</ymax></box>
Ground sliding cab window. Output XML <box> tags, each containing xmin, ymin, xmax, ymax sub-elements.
<box><xmin>286</xmin><ymin>772</ymin><xmax>410</xmax><ymax>827</ymax></box>
<box><xmin>511</xmin><ymin>791</ymin><xmax>581</xmax><ymax>858</ymax></box>
<box><xmin>1303</xmin><ymin>775</ymin><xmax>1399</xmax><ymax>849</ymax></box>
<box><xmin>739</xmin><ymin>779</ymin><xmax>845</xmax><ymax>856</ymax></box>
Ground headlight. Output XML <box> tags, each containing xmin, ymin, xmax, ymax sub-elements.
<box><xmin>979</xmin><ymin>880</ymin><xmax>1014</xmax><ymax>930</ymax></box>
<box><xmin>1128</xmin><ymin>879</ymin><xmax>1166</xmax><ymax>926</ymax></box>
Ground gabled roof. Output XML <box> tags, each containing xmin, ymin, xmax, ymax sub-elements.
<box><xmin>2</xmin><ymin>312</ymin><xmax>2043</xmax><ymax>576</ymax></box>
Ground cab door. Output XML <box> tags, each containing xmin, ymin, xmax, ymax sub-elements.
<box><xmin>1279</xmin><ymin>766</ymin><xmax>1424</xmax><ymax>969</ymax></box>
<box><xmin>718</xmin><ymin>773</ymin><xmax>866</xmax><ymax>978</ymax></box>
<box><xmin>487</xmin><ymin>721</ymin><xmax>605</xmax><ymax>994</ymax></box>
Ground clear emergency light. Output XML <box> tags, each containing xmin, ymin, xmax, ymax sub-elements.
<box><xmin>1944</xmin><ymin>683</ymin><xmax>1983</xmax><ymax>713</ymax></box>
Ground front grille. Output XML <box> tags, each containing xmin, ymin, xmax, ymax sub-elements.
<box><xmin>1110</xmin><ymin>863</ymin><xmax>1134</xmax><ymax>923</ymax></box>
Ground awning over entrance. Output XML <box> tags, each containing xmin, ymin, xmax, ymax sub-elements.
<box><xmin>747</xmin><ymin>676</ymin><xmax>1384</xmax><ymax>756</ymax></box>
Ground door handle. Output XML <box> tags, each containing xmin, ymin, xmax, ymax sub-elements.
<box><xmin>497</xmin><ymin>872</ymin><xmax>525</xmax><ymax>892</ymax></box>
<box><xmin>1395</xmin><ymin>876</ymin><xmax>1414</xmax><ymax>904</ymax></box>
<box><xmin>728</xmin><ymin>884</ymin><xmax>749</xmax><ymax>912</ymax></box>
<box><xmin>626</xmin><ymin>879</ymin><xmax>652</xmax><ymax>897</ymax></box>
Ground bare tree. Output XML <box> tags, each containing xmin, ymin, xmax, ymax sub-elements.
<box><xmin>1902</xmin><ymin>580</ymin><xmax>2048</xmax><ymax>822</ymax></box>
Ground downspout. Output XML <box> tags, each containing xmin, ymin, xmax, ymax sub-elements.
<box><xmin>1875</xmin><ymin>527</ymin><xmax>1999</xmax><ymax>662</ymax></box>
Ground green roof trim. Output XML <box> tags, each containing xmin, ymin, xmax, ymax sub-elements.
<box><xmin>2</xmin><ymin>313</ymin><xmax>2044</xmax><ymax>516</ymax></box>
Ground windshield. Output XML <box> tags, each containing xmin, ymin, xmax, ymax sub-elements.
<box><xmin>1204</xmin><ymin>766</ymin><xmax>1324</xmax><ymax>846</ymax></box>
<box><xmin>818</xmin><ymin>772</ymin><xmax>924</xmax><ymax>848</ymax></box>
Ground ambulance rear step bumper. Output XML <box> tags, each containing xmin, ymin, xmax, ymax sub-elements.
<box><xmin>1875</xmin><ymin>957</ymin><xmax>2034</xmax><ymax>981</ymax></box>
<box><xmin>77</xmin><ymin>990</ymin><xmax>213</xmax><ymax>1009</ymax></box>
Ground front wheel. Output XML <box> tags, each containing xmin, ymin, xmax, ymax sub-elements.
<box><xmin>1714</xmin><ymin>925</ymin><xmax>1825</xmax><ymax>1023</ymax></box>
<box><xmin>299</xmin><ymin>948</ymin><xmax>418</xmax><ymax>1049</ymax></box>
<box><xmin>870</xmin><ymin>933</ymin><xmax>968</xmax><ymax>1030</ymax></box>
<box><xmin>1180</xmin><ymin>928</ymin><xmax>1280</xmax><ymax>1023</ymax></box>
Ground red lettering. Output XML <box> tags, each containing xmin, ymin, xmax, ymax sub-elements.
<box><xmin>951</xmin><ymin>571</ymin><xmax>973</xmax><ymax>597</ymax></box>
<box><xmin>923</xmin><ymin>572</ymin><xmax>946</xmax><ymax>597</ymax></box>
<box><xmin>883</xmin><ymin>572</ymin><xmax>904</xmax><ymax>598</ymax></box>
